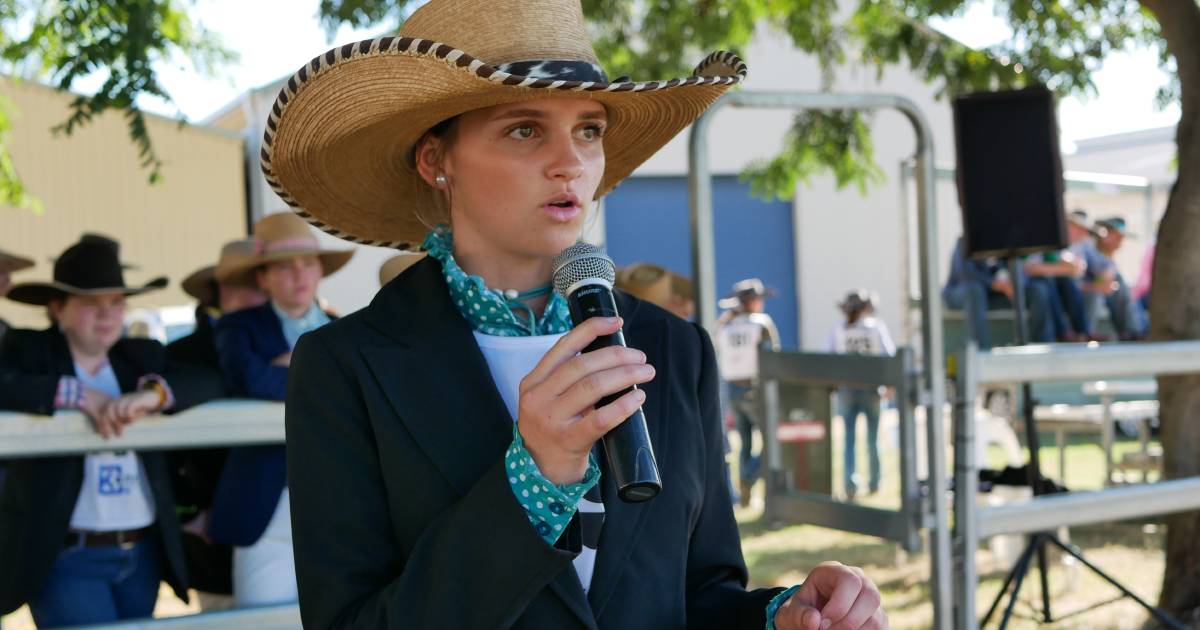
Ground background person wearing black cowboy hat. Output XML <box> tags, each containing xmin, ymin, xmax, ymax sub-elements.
<box><xmin>825</xmin><ymin>291</ymin><xmax>895</xmax><ymax>501</ymax></box>
<box><xmin>265</xmin><ymin>0</ymin><xmax>886</xmax><ymax>625</ymax></box>
<box><xmin>0</xmin><ymin>246</ymin><xmax>35</xmax><ymax>344</ymax></box>
<box><xmin>715</xmin><ymin>278</ymin><xmax>781</xmax><ymax>509</ymax></box>
<box><xmin>205</xmin><ymin>213</ymin><xmax>350</xmax><ymax>608</ymax></box>
<box><xmin>163</xmin><ymin>239</ymin><xmax>268</xmax><ymax>611</ymax></box>
<box><xmin>0</xmin><ymin>234</ymin><xmax>208</xmax><ymax>627</ymax></box>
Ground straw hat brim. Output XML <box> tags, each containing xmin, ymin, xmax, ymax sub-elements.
<box><xmin>6</xmin><ymin>277</ymin><xmax>168</xmax><ymax>306</ymax></box>
<box><xmin>216</xmin><ymin>248</ymin><xmax>354</xmax><ymax>288</ymax></box>
<box><xmin>1</xmin><ymin>251</ymin><xmax>34</xmax><ymax>273</ymax></box>
<box><xmin>262</xmin><ymin>38</ymin><xmax>746</xmax><ymax>248</ymax></box>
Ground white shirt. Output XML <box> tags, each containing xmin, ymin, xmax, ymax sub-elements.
<box><xmin>715</xmin><ymin>312</ymin><xmax>779</xmax><ymax>381</ymax></box>
<box><xmin>68</xmin><ymin>361</ymin><xmax>156</xmax><ymax>532</ymax></box>
<box><xmin>824</xmin><ymin>316</ymin><xmax>896</xmax><ymax>357</ymax></box>
<box><xmin>472</xmin><ymin>331</ymin><xmax>603</xmax><ymax>592</ymax></box>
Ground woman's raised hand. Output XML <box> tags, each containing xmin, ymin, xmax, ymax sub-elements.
<box><xmin>517</xmin><ymin>317</ymin><xmax>654</xmax><ymax>485</ymax></box>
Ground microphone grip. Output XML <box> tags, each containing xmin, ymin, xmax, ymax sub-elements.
<box><xmin>569</xmin><ymin>283</ymin><xmax>662</xmax><ymax>502</ymax></box>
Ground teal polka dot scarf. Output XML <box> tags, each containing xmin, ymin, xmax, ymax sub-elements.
<box><xmin>422</xmin><ymin>226</ymin><xmax>574</xmax><ymax>337</ymax></box>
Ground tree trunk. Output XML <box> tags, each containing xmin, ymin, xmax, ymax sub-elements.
<box><xmin>1142</xmin><ymin>0</ymin><xmax>1200</xmax><ymax>624</ymax></box>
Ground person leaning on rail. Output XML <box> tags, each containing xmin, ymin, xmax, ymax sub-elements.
<box><xmin>0</xmin><ymin>234</ymin><xmax>209</xmax><ymax>628</ymax></box>
<box><xmin>204</xmin><ymin>213</ymin><xmax>351</xmax><ymax>608</ymax></box>
<box><xmin>165</xmin><ymin>238</ymin><xmax>269</xmax><ymax>610</ymax></box>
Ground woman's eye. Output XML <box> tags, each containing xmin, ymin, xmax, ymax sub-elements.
<box><xmin>508</xmin><ymin>124</ymin><xmax>535</xmax><ymax>140</ymax></box>
<box><xmin>579</xmin><ymin>124</ymin><xmax>605</xmax><ymax>141</ymax></box>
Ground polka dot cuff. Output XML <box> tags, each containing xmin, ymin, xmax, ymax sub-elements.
<box><xmin>506</xmin><ymin>423</ymin><xmax>600</xmax><ymax>545</ymax></box>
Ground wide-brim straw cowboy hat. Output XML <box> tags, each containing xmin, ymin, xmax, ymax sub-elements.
<box><xmin>7</xmin><ymin>235</ymin><xmax>166</xmax><ymax>306</ymax></box>
<box><xmin>182</xmin><ymin>239</ymin><xmax>261</xmax><ymax>304</ymax></box>
<box><xmin>261</xmin><ymin>0</ymin><xmax>747</xmax><ymax>249</ymax></box>
<box><xmin>0</xmin><ymin>247</ymin><xmax>34</xmax><ymax>275</ymax></box>
<box><xmin>379</xmin><ymin>252</ymin><xmax>428</xmax><ymax>286</ymax></box>
<box><xmin>217</xmin><ymin>213</ymin><xmax>355</xmax><ymax>288</ymax></box>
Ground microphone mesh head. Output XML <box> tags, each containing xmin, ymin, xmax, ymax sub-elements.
<box><xmin>552</xmin><ymin>242</ymin><xmax>616</xmax><ymax>297</ymax></box>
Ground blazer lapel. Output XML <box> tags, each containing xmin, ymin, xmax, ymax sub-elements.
<box><xmin>360</xmin><ymin>260</ymin><xmax>513</xmax><ymax>495</ymax></box>
<box><xmin>46</xmin><ymin>327</ymin><xmax>75</xmax><ymax>379</ymax></box>
<box><xmin>362</xmin><ymin>259</ymin><xmax>598</xmax><ymax>628</ymax></box>
<box><xmin>587</xmin><ymin>298</ymin><xmax>672</xmax><ymax>618</ymax></box>
<box><xmin>259</xmin><ymin>304</ymin><xmax>290</xmax><ymax>356</ymax></box>
<box><xmin>108</xmin><ymin>348</ymin><xmax>141</xmax><ymax>394</ymax></box>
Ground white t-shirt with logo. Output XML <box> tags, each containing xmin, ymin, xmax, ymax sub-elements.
<box><xmin>472</xmin><ymin>331</ymin><xmax>604</xmax><ymax>592</ymax></box>
<box><xmin>68</xmin><ymin>361</ymin><xmax>156</xmax><ymax>531</ymax></box>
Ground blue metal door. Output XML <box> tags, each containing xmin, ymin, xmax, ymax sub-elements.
<box><xmin>603</xmin><ymin>175</ymin><xmax>798</xmax><ymax>349</ymax></box>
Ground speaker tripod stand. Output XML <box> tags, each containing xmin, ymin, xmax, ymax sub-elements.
<box><xmin>980</xmin><ymin>257</ymin><xmax>1183</xmax><ymax>629</ymax></box>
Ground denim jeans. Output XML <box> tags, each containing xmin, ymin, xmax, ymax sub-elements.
<box><xmin>940</xmin><ymin>282</ymin><xmax>1056</xmax><ymax>345</ymax></box>
<box><xmin>29</xmin><ymin>537</ymin><xmax>162</xmax><ymax>628</ymax></box>
<box><xmin>942</xmin><ymin>282</ymin><xmax>1011</xmax><ymax>349</ymax></box>
<box><xmin>1085</xmin><ymin>275</ymin><xmax>1147</xmax><ymax>338</ymax></box>
<box><xmin>728</xmin><ymin>383</ymin><xmax>761</xmax><ymax>487</ymax></box>
<box><xmin>1053</xmin><ymin>276</ymin><xmax>1092</xmax><ymax>335</ymax></box>
<box><xmin>1025</xmin><ymin>277</ymin><xmax>1068</xmax><ymax>342</ymax></box>
<box><xmin>839</xmin><ymin>388</ymin><xmax>881</xmax><ymax>494</ymax></box>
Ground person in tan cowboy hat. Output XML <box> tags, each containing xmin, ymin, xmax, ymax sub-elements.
<box><xmin>0</xmin><ymin>234</ymin><xmax>210</xmax><ymax>627</ymax></box>
<box><xmin>173</xmin><ymin>239</ymin><xmax>269</xmax><ymax>372</ymax></box>
<box><xmin>269</xmin><ymin>0</ymin><xmax>886</xmax><ymax>627</ymax></box>
<box><xmin>615</xmin><ymin>262</ymin><xmax>696</xmax><ymax>320</ymax></box>
<box><xmin>168</xmin><ymin>239</ymin><xmax>268</xmax><ymax>608</ymax></box>
<box><xmin>0</xmin><ymin>246</ymin><xmax>34</xmax><ymax>341</ymax></box>
<box><xmin>203</xmin><ymin>212</ymin><xmax>350</xmax><ymax>607</ymax></box>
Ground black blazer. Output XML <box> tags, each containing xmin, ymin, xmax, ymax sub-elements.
<box><xmin>165</xmin><ymin>318</ymin><xmax>230</xmax><ymax>515</ymax></box>
<box><xmin>286</xmin><ymin>258</ymin><xmax>782</xmax><ymax>629</ymax></box>
<box><xmin>208</xmin><ymin>302</ymin><xmax>336</xmax><ymax>546</ymax></box>
<box><xmin>0</xmin><ymin>327</ymin><xmax>203</xmax><ymax>614</ymax></box>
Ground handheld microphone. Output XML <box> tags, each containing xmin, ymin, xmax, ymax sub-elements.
<box><xmin>552</xmin><ymin>242</ymin><xmax>661</xmax><ymax>503</ymax></box>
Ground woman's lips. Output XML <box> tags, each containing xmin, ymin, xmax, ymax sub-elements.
<box><xmin>543</xmin><ymin>202</ymin><xmax>581</xmax><ymax>223</ymax></box>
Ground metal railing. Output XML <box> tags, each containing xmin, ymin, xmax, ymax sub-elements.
<box><xmin>953</xmin><ymin>341</ymin><xmax>1200</xmax><ymax>629</ymax></box>
<box><xmin>0</xmin><ymin>401</ymin><xmax>298</xmax><ymax>628</ymax></box>
<box><xmin>689</xmin><ymin>90</ymin><xmax>952</xmax><ymax>630</ymax></box>
<box><xmin>0</xmin><ymin>400</ymin><xmax>283</xmax><ymax>458</ymax></box>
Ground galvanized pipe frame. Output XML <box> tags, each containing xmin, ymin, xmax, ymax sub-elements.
<box><xmin>0</xmin><ymin>400</ymin><xmax>284</xmax><ymax>459</ymax></box>
<box><xmin>760</xmin><ymin>348</ymin><xmax>924</xmax><ymax>553</ymax></box>
<box><xmin>689</xmin><ymin>90</ymin><xmax>952</xmax><ymax>630</ymax></box>
<box><xmin>954</xmin><ymin>341</ymin><xmax>1200</xmax><ymax>628</ymax></box>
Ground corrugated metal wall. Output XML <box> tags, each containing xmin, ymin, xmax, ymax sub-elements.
<box><xmin>0</xmin><ymin>78</ymin><xmax>246</xmax><ymax>329</ymax></box>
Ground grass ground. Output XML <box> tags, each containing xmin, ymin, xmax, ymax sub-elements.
<box><xmin>737</xmin><ymin>418</ymin><xmax>1170</xmax><ymax>629</ymax></box>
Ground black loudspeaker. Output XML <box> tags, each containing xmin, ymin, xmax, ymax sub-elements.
<box><xmin>953</xmin><ymin>87</ymin><xmax>1068</xmax><ymax>258</ymax></box>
